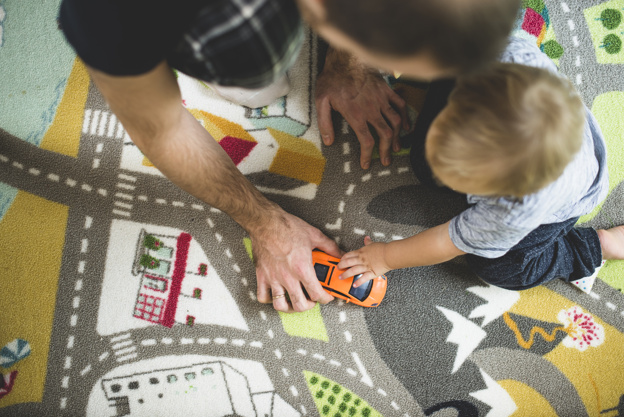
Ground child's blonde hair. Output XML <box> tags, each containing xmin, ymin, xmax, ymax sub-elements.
<box><xmin>426</xmin><ymin>63</ymin><xmax>586</xmax><ymax>197</ymax></box>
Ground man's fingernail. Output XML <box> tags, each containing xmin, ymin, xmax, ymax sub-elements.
<box><xmin>363</xmin><ymin>162</ymin><xmax>370</xmax><ymax>169</ymax></box>
<box><xmin>384</xmin><ymin>157</ymin><xmax>391</xmax><ymax>165</ymax></box>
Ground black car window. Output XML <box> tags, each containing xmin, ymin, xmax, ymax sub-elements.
<box><xmin>348</xmin><ymin>275</ymin><xmax>373</xmax><ymax>301</ymax></box>
<box><xmin>314</xmin><ymin>263</ymin><xmax>330</xmax><ymax>283</ymax></box>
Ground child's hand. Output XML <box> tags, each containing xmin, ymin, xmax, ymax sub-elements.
<box><xmin>338</xmin><ymin>236</ymin><xmax>390</xmax><ymax>287</ymax></box>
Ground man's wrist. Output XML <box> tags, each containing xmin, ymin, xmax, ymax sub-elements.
<box><xmin>237</xmin><ymin>198</ymin><xmax>285</xmax><ymax>238</ymax></box>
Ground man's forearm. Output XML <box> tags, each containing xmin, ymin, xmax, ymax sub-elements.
<box><xmin>88</xmin><ymin>62</ymin><xmax>280</xmax><ymax>235</ymax></box>
<box><xmin>140</xmin><ymin>107</ymin><xmax>280</xmax><ymax>234</ymax></box>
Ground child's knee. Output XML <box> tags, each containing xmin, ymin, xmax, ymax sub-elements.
<box><xmin>466</xmin><ymin>255</ymin><xmax>539</xmax><ymax>291</ymax></box>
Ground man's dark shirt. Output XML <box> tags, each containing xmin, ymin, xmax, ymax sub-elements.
<box><xmin>59</xmin><ymin>0</ymin><xmax>303</xmax><ymax>88</ymax></box>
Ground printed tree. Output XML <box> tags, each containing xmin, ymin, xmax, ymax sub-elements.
<box><xmin>602</xmin><ymin>33</ymin><xmax>622</xmax><ymax>54</ymax></box>
<box><xmin>597</xmin><ymin>8</ymin><xmax>622</xmax><ymax>30</ymax></box>
<box><xmin>140</xmin><ymin>254</ymin><xmax>161</xmax><ymax>269</ymax></box>
<box><xmin>143</xmin><ymin>235</ymin><xmax>163</xmax><ymax>250</ymax></box>
<box><xmin>304</xmin><ymin>371</ymin><xmax>380</xmax><ymax>417</ymax></box>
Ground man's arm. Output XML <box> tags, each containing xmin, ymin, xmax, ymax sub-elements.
<box><xmin>315</xmin><ymin>47</ymin><xmax>409</xmax><ymax>169</ymax></box>
<box><xmin>337</xmin><ymin>221</ymin><xmax>465</xmax><ymax>286</ymax></box>
<box><xmin>89</xmin><ymin>61</ymin><xmax>341</xmax><ymax>312</ymax></box>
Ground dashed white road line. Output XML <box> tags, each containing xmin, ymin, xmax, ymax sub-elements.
<box><xmin>115</xmin><ymin>192</ymin><xmax>133</xmax><ymax>200</ymax></box>
<box><xmin>344</xmin><ymin>331</ymin><xmax>353</xmax><ymax>343</ymax></box>
<box><xmin>112</xmin><ymin>209</ymin><xmax>131</xmax><ymax>217</ymax></box>
<box><xmin>560</xmin><ymin>2</ymin><xmax>570</xmax><ymax>13</ymax></box>
<box><xmin>111</xmin><ymin>340</ymin><xmax>133</xmax><ymax>350</ymax></box>
<box><xmin>116</xmin><ymin>353</ymin><xmax>138</xmax><ymax>362</ymax></box>
<box><xmin>351</xmin><ymin>352</ymin><xmax>373</xmax><ymax>387</ymax></box>
<box><xmin>80</xmin><ymin>365</ymin><xmax>91</xmax><ymax>376</ymax></box>
<box><xmin>116</xmin><ymin>182</ymin><xmax>135</xmax><ymax>191</ymax></box>
<box><xmin>114</xmin><ymin>201</ymin><xmax>133</xmax><ymax>210</ymax></box>
<box><xmin>115</xmin><ymin>347</ymin><xmax>137</xmax><ymax>356</ymax></box>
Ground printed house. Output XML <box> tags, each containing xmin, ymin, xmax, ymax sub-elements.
<box><xmin>99</xmin><ymin>360</ymin><xmax>300</xmax><ymax>416</ymax></box>
<box><xmin>101</xmin><ymin>362</ymin><xmax>255</xmax><ymax>416</ymax></box>
<box><xmin>132</xmin><ymin>230</ymin><xmax>195</xmax><ymax>328</ymax></box>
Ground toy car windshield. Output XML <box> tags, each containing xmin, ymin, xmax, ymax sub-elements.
<box><xmin>314</xmin><ymin>263</ymin><xmax>330</xmax><ymax>283</ymax></box>
<box><xmin>348</xmin><ymin>274</ymin><xmax>373</xmax><ymax>301</ymax></box>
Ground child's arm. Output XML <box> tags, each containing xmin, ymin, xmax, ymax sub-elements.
<box><xmin>337</xmin><ymin>220</ymin><xmax>466</xmax><ymax>287</ymax></box>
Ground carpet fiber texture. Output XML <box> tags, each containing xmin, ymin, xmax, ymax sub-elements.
<box><xmin>1</xmin><ymin>0</ymin><xmax>624</xmax><ymax>416</ymax></box>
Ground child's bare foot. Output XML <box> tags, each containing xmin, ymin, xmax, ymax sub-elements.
<box><xmin>597</xmin><ymin>226</ymin><xmax>624</xmax><ymax>260</ymax></box>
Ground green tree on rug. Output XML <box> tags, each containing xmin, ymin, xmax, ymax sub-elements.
<box><xmin>522</xmin><ymin>0</ymin><xmax>545</xmax><ymax>13</ymax></box>
<box><xmin>143</xmin><ymin>234</ymin><xmax>163</xmax><ymax>250</ymax></box>
<box><xmin>601</xmin><ymin>33</ymin><xmax>623</xmax><ymax>54</ymax></box>
<box><xmin>304</xmin><ymin>371</ymin><xmax>381</xmax><ymax>417</ymax></box>
<box><xmin>542</xmin><ymin>40</ymin><xmax>564</xmax><ymax>59</ymax></box>
<box><xmin>597</xmin><ymin>8</ymin><xmax>622</xmax><ymax>30</ymax></box>
<box><xmin>140</xmin><ymin>254</ymin><xmax>160</xmax><ymax>269</ymax></box>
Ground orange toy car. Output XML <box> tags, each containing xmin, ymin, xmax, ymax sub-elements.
<box><xmin>312</xmin><ymin>250</ymin><xmax>387</xmax><ymax>307</ymax></box>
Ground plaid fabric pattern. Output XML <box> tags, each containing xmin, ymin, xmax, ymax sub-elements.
<box><xmin>170</xmin><ymin>0</ymin><xmax>304</xmax><ymax>89</ymax></box>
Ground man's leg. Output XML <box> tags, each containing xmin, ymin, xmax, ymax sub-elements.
<box><xmin>466</xmin><ymin>218</ymin><xmax>604</xmax><ymax>291</ymax></box>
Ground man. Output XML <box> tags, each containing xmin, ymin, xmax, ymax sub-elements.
<box><xmin>59</xmin><ymin>0</ymin><xmax>520</xmax><ymax>312</ymax></box>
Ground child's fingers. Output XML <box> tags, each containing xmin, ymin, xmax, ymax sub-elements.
<box><xmin>353</xmin><ymin>272</ymin><xmax>376</xmax><ymax>288</ymax></box>
<box><xmin>363</xmin><ymin>236</ymin><xmax>373</xmax><ymax>245</ymax></box>
<box><xmin>337</xmin><ymin>252</ymin><xmax>361</xmax><ymax>269</ymax></box>
<box><xmin>339</xmin><ymin>265</ymin><xmax>370</xmax><ymax>280</ymax></box>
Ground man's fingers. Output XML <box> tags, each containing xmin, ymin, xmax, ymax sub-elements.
<box><xmin>388</xmin><ymin>93</ymin><xmax>409</xmax><ymax>131</ymax></box>
<box><xmin>287</xmin><ymin>285</ymin><xmax>317</xmax><ymax>312</ymax></box>
<box><xmin>270</xmin><ymin>285</ymin><xmax>292</xmax><ymax>312</ymax></box>
<box><xmin>316</xmin><ymin>97</ymin><xmax>335</xmax><ymax>146</ymax></box>
<box><xmin>298</xmin><ymin>265</ymin><xmax>334</xmax><ymax>305</ymax></box>
<box><xmin>353</xmin><ymin>126</ymin><xmax>376</xmax><ymax>170</ymax></box>
<box><xmin>379</xmin><ymin>105</ymin><xmax>403</xmax><ymax>156</ymax></box>
<box><xmin>371</xmin><ymin>116</ymin><xmax>395</xmax><ymax>167</ymax></box>
<box><xmin>381</xmin><ymin>105</ymin><xmax>402</xmax><ymax>137</ymax></box>
<box><xmin>313</xmin><ymin>233</ymin><xmax>344</xmax><ymax>259</ymax></box>
<box><xmin>256</xmin><ymin>277</ymin><xmax>273</xmax><ymax>304</ymax></box>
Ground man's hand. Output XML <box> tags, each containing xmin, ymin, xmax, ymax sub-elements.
<box><xmin>251</xmin><ymin>208</ymin><xmax>342</xmax><ymax>312</ymax></box>
<box><xmin>337</xmin><ymin>236</ymin><xmax>390</xmax><ymax>288</ymax></box>
<box><xmin>315</xmin><ymin>48</ymin><xmax>409</xmax><ymax>169</ymax></box>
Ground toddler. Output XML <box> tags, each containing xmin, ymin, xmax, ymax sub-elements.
<box><xmin>338</xmin><ymin>38</ymin><xmax>624</xmax><ymax>291</ymax></box>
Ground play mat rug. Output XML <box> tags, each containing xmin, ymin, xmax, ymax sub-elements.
<box><xmin>1</xmin><ymin>0</ymin><xmax>624</xmax><ymax>416</ymax></box>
